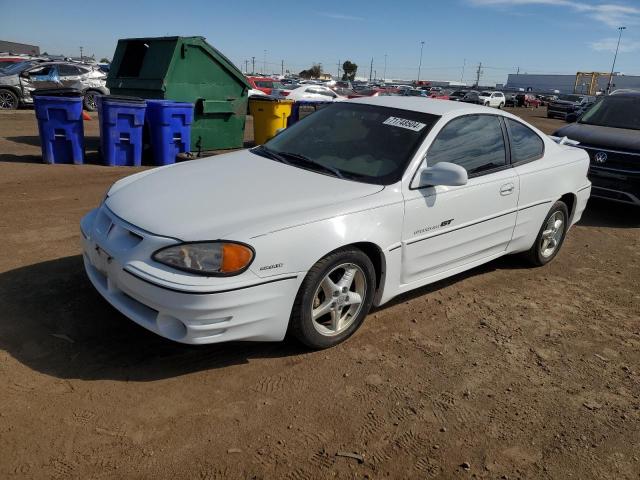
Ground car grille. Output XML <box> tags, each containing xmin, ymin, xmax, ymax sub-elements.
<box><xmin>581</xmin><ymin>145</ymin><xmax>640</xmax><ymax>173</ymax></box>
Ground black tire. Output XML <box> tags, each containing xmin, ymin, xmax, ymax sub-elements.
<box><xmin>83</xmin><ymin>90</ymin><xmax>99</xmax><ymax>111</ymax></box>
<box><xmin>289</xmin><ymin>248</ymin><xmax>376</xmax><ymax>349</ymax></box>
<box><xmin>523</xmin><ymin>201</ymin><xmax>569</xmax><ymax>266</ymax></box>
<box><xmin>0</xmin><ymin>89</ymin><xmax>19</xmax><ymax>110</ymax></box>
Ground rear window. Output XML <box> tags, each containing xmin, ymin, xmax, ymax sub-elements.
<box><xmin>505</xmin><ymin>118</ymin><xmax>544</xmax><ymax>163</ymax></box>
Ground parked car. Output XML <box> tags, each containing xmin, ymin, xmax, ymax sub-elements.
<box><xmin>81</xmin><ymin>97</ymin><xmax>590</xmax><ymax>348</ymax></box>
<box><xmin>460</xmin><ymin>90</ymin><xmax>482</xmax><ymax>104</ymax></box>
<box><xmin>553</xmin><ymin>91</ymin><xmax>640</xmax><ymax>206</ymax></box>
<box><xmin>246</xmin><ymin>76</ymin><xmax>285</xmax><ymax>96</ymax></box>
<box><xmin>504</xmin><ymin>92</ymin><xmax>518</xmax><ymax>107</ymax></box>
<box><xmin>448</xmin><ymin>90</ymin><xmax>468</xmax><ymax>102</ymax></box>
<box><xmin>0</xmin><ymin>61</ymin><xmax>108</xmax><ymax>110</ymax></box>
<box><xmin>478</xmin><ymin>91</ymin><xmax>506</xmax><ymax>108</ymax></box>
<box><xmin>516</xmin><ymin>93</ymin><xmax>541</xmax><ymax>108</ymax></box>
<box><xmin>547</xmin><ymin>94</ymin><xmax>596</xmax><ymax>121</ymax></box>
<box><xmin>285</xmin><ymin>85</ymin><xmax>344</xmax><ymax>102</ymax></box>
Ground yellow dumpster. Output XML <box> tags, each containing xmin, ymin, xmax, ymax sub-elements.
<box><xmin>249</xmin><ymin>97</ymin><xmax>294</xmax><ymax>145</ymax></box>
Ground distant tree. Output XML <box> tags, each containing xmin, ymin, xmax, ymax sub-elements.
<box><xmin>99</xmin><ymin>57</ymin><xmax>110</xmax><ymax>63</ymax></box>
<box><xmin>342</xmin><ymin>61</ymin><xmax>358</xmax><ymax>81</ymax></box>
<box><xmin>309</xmin><ymin>63</ymin><xmax>322</xmax><ymax>78</ymax></box>
<box><xmin>299</xmin><ymin>64</ymin><xmax>323</xmax><ymax>79</ymax></box>
<box><xmin>42</xmin><ymin>51</ymin><xmax>49</xmax><ymax>56</ymax></box>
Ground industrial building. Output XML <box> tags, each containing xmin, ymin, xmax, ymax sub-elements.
<box><xmin>0</xmin><ymin>40</ymin><xmax>40</xmax><ymax>56</ymax></box>
<box><xmin>505</xmin><ymin>72</ymin><xmax>640</xmax><ymax>94</ymax></box>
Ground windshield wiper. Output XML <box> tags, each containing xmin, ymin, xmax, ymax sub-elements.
<box><xmin>251</xmin><ymin>145</ymin><xmax>291</xmax><ymax>165</ymax></box>
<box><xmin>277</xmin><ymin>151</ymin><xmax>345</xmax><ymax>179</ymax></box>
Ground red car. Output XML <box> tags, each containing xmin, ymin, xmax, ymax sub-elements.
<box><xmin>516</xmin><ymin>93</ymin><xmax>542</xmax><ymax>108</ymax></box>
<box><xmin>246</xmin><ymin>76</ymin><xmax>286</xmax><ymax>96</ymax></box>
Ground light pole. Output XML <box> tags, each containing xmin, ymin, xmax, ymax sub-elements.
<box><xmin>417</xmin><ymin>41</ymin><xmax>425</xmax><ymax>82</ymax></box>
<box><xmin>607</xmin><ymin>26</ymin><xmax>626</xmax><ymax>94</ymax></box>
<box><xmin>383</xmin><ymin>54</ymin><xmax>387</xmax><ymax>82</ymax></box>
<box><xmin>263</xmin><ymin>50</ymin><xmax>267</xmax><ymax>75</ymax></box>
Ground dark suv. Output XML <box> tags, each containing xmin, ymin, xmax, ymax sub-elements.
<box><xmin>547</xmin><ymin>94</ymin><xmax>596</xmax><ymax>121</ymax></box>
<box><xmin>553</xmin><ymin>91</ymin><xmax>640</xmax><ymax>206</ymax></box>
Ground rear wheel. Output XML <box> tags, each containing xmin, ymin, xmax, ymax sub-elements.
<box><xmin>83</xmin><ymin>90</ymin><xmax>100</xmax><ymax>111</ymax></box>
<box><xmin>523</xmin><ymin>201</ymin><xmax>568</xmax><ymax>266</ymax></box>
<box><xmin>0</xmin><ymin>89</ymin><xmax>19</xmax><ymax>110</ymax></box>
<box><xmin>289</xmin><ymin>248</ymin><xmax>376</xmax><ymax>349</ymax></box>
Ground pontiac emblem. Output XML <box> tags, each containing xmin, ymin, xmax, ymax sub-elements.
<box><xmin>594</xmin><ymin>151</ymin><xmax>608</xmax><ymax>164</ymax></box>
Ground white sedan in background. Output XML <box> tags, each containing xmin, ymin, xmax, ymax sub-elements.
<box><xmin>285</xmin><ymin>85</ymin><xmax>344</xmax><ymax>102</ymax></box>
<box><xmin>81</xmin><ymin>97</ymin><xmax>590</xmax><ymax>349</ymax></box>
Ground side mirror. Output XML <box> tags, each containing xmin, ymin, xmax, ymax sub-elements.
<box><xmin>415</xmin><ymin>161</ymin><xmax>468</xmax><ymax>188</ymax></box>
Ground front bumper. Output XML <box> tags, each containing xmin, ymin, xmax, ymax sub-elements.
<box><xmin>589</xmin><ymin>167</ymin><xmax>640</xmax><ymax>206</ymax></box>
<box><xmin>81</xmin><ymin>206</ymin><xmax>303</xmax><ymax>344</ymax></box>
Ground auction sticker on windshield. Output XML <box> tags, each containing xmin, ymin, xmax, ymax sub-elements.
<box><xmin>383</xmin><ymin>116</ymin><xmax>427</xmax><ymax>132</ymax></box>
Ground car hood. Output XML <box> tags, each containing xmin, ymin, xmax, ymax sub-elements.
<box><xmin>553</xmin><ymin>123</ymin><xmax>640</xmax><ymax>152</ymax></box>
<box><xmin>105</xmin><ymin>149</ymin><xmax>384</xmax><ymax>241</ymax></box>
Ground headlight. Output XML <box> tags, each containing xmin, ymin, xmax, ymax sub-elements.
<box><xmin>152</xmin><ymin>241</ymin><xmax>254</xmax><ymax>276</ymax></box>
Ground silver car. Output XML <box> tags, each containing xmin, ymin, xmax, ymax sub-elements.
<box><xmin>0</xmin><ymin>61</ymin><xmax>109</xmax><ymax>111</ymax></box>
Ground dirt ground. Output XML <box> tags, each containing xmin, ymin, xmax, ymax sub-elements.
<box><xmin>0</xmin><ymin>106</ymin><xmax>639</xmax><ymax>480</ymax></box>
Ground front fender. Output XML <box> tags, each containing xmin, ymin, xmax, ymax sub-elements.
<box><xmin>248</xmin><ymin>201</ymin><xmax>404</xmax><ymax>281</ymax></box>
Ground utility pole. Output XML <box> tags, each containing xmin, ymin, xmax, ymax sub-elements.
<box><xmin>369</xmin><ymin>57</ymin><xmax>373</xmax><ymax>82</ymax></box>
<box><xmin>79</xmin><ymin>46</ymin><xmax>83</xmax><ymax>62</ymax></box>
<box><xmin>417</xmin><ymin>41</ymin><xmax>425</xmax><ymax>82</ymax></box>
<box><xmin>374</xmin><ymin>70</ymin><xmax>377</xmax><ymax>81</ymax></box>
<box><xmin>263</xmin><ymin>50</ymin><xmax>267</xmax><ymax>74</ymax></box>
<box><xmin>474</xmin><ymin>62</ymin><xmax>483</xmax><ymax>87</ymax></box>
<box><xmin>383</xmin><ymin>54</ymin><xmax>387</xmax><ymax>82</ymax></box>
<box><xmin>245</xmin><ymin>59</ymin><xmax>249</xmax><ymax>74</ymax></box>
<box><xmin>607</xmin><ymin>26</ymin><xmax>626</xmax><ymax>94</ymax></box>
<box><xmin>251</xmin><ymin>56</ymin><xmax>255</xmax><ymax>75</ymax></box>
<box><xmin>337</xmin><ymin>59</ymin><xmax>341</xmax><ymax>79</ymax></box>
<box><xmin>281</xmin><ymin>59</ymin><xmax>284</xmax><ymax>76</ymax></box>
<box><xmin>460</xmin><ymin>58</ymin><xmax>466</xmax><ymax>83</ymax></box>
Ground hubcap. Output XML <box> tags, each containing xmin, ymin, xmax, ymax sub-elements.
<box><xmin>0</xmin><ymin>91</ymin><xmax>16</xmax><ymax>109</ymax></box>
<box><xmin>540</xmin><ymin>211</ymin><xmax>565</xmax><ymax>258</ymax></box>
<box><xmin>85</xmin><ymin>94</ymin><xmax>97</xmax><ymax>110</ymax></box>
<box><xmin>311</xmin><ymin>263</ymin><xmax>366</xmax><ymax>337</ymax></box>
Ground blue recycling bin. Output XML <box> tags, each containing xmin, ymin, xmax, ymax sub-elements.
<box><xmin>97</xmin><ymin>95</ymin><xmax>146</xmax><ymax>166</ymax></box>
<box><xmin>33</xmin><ymin>91</ymin><xmax>84</xmax><ymax>164</ymax></box>
<box><xmin>145</xmin><ymin>99</ymin><xmax>194</xmax><ymax>165</ymax></box>
<box><xmin>287</xmin><ymin>100</ymin><xmax>334</xmax><ymax>126</ymax></box>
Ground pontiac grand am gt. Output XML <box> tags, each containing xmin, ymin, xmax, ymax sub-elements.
<box><xmin>81</xmin><ymin>97</ymin><xmax>591</xmax><ymax>349</ymax></box>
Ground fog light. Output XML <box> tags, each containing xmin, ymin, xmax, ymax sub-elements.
<box><xmin>156</xmin><ymin>314</ymin><xmax>187</xmax><ymax>340</ymax></box>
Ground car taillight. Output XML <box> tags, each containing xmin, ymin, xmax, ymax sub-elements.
<box><xmin>281</xmin><ymin>91</ymin><xmax>289</xmax><ymax>96</ymax></box>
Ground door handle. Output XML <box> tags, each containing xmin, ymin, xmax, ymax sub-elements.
<box><xmin>500</xmin><ymin>183</ymin><xmax>515</xmax><ymax>195</ymax></box>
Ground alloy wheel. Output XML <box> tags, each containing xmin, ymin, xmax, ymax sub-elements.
<box><xmin>0</xmin><ymin>91</ymin><xmax>17</xmax><ymax>109</ymax></box>
<box><xmin>310</xmin><ymin>263</ymin><xmax>367</xmax><ymax>337</ymax></box>
<box><xmin>540</xmin><ymin>211</ymin><xmax>565</xmax><ymax>258</ymax></box>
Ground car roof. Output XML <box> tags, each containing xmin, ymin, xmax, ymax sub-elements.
<box><xmin>346</xmin><ymin>96</ymin><xmax>501</xmax><ymax>116</ymax></box>
<box><xmin>610</xmin><ymin>89</ymin><xmax>640</xmax><ymax>97</ymax></box>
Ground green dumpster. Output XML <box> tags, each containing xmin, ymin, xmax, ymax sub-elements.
<box><xmin>106</xmin><ymin>36</ymin><xmax>250</xmax><ymax>151</ymax></box>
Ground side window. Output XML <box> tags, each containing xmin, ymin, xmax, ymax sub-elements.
<box><xmin>57</xmin><ymin>65</ymin><xmax>79</xmax><ymax>76</ymax></box>
<box><xmin>427</xmin><ymin>115</ymin><xmax>507</xmax><ymax>175</ymax></box>
<box><xmin>505</xmin><ymin>118</ymin><xmax>544</xmax><ymax>163</ymax></box>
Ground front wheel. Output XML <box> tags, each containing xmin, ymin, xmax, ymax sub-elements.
<box><xmin>289</xmin><ymin>248</ymin><xmax>376</xmax><ymax>349</ymax></box>
<box><xmin>523</xmin><ymin>201</ymin><xmax>569</xmax><ymax>266</ymax></box>
<box><xmin>0</xmin><ymin>89</ymin><xmax>19</xmax><ymax>110</ymax></box>
<box><xmin>498</xmin><ymin>102</ymin><xmax>504</xmax><ymax>109</ymax></box>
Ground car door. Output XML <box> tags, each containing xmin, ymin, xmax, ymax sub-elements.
<box><xmin>57</xmin><ymin>64</ymin><xmax>82</xmax><ymax>87</ymax></box>
<box><xmin>19</xmin><ymin>65</ymin><xmax>60</xmax><ymax>98</ymax></box>
<box><xmin>401</xmin><ymin>114</ymin><xmax>519</xmax><ymax>285</ymax></box>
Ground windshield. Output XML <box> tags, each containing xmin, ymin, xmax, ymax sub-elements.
<box><xmin>578</xmin><ymin>96</ymin><xmax>640</xmax><ymax>130</ymax></box>
<box><xmin>256</xmin><ymin>103</ymin><xmax>439</xmax><ymax>185</ymax></box>
<box><xmin>557</xmin><ymin>94</ymin><xmax>583</xmax><ymax>102</ymax></box>
<box><xmin>0</xmin><ymin>61</ymin><xmax>33</xmax><ymax>75</ymax></box>
<box><xmin>480</xmin><ymin>91</ymin><xmax>492</xmax><ymax>96</ymax></box>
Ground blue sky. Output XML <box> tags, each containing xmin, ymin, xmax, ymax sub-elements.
<box><xmin>1</xmin><ymin>0</ymin><xmax>638</xmax><ymax>84</ymax></box>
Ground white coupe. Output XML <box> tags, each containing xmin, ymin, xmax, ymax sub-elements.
<box><xmin>81</xmin><ymin>97</ymin><xmax>591</xmax><ymax>348</ymax></box>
